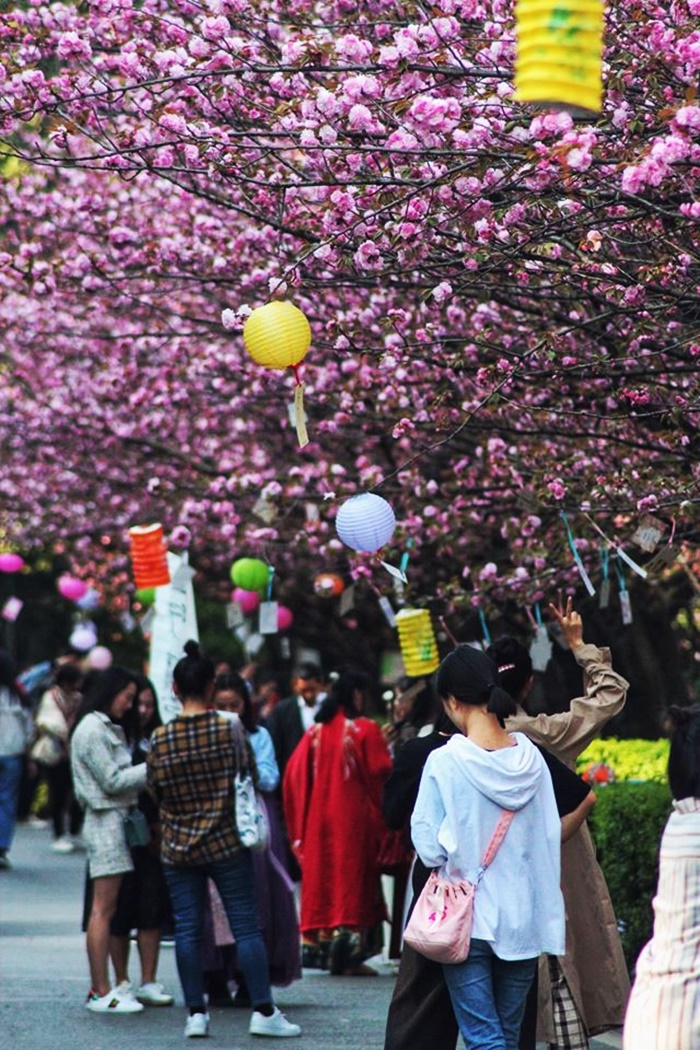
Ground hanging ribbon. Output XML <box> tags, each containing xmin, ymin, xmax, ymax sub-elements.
<box><xmin>478</xmin><ymin>608</ymin><xmax>492</xmax><ymax>647</ymax></box>
<box><xmin>399</xmin><ymin>539</ymin><xmax>414</xmax><ymax>577</ymax></box>
<box><xmin>561</xmin><ymin>512</ymin><xmax>596</xmax><ymax>596</ymax></box>
<box><xmin>599</xmin><ymin>544</ymin><xmax>611</xmax><ymax>609</ymax></box>
<box><xmin>265</xmin><ymin>565</ymin><xmax>275</xmax><ymax>601</ymax></box>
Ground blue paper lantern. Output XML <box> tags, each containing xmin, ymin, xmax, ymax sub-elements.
<box><xmin>335</xmin><ymin>493</ymin><xmax>396</xmax><ymax>553</ymax></box>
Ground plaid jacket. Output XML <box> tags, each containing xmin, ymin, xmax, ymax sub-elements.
<box><xmin>147</xmin><ymin>710</ymin><xmax>253</xmax><ymax>866</ymax></box>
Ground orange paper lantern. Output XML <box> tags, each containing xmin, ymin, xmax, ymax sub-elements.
<box><xmin>313</xmin><ymin>573</ymin><xmax>345</xmax><ymax>598</ymax></box>
<box><xmin>129</xmin><ymin>523</ymin><xmax>171</xmax><ymax>589</ymax></box>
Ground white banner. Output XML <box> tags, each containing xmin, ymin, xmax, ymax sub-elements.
<box><xmin>149</xmin><ymin>551</ymin><xmax>199</xmax><ymax>724</ymax></box>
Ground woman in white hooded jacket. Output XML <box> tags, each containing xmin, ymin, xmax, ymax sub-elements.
<box><xmin>411</xmin><ymin>645</ymin><xmax>565</xmax><ymax>1050</ymax></box>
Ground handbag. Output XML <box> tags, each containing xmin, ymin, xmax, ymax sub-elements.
<box><xmin>229</xmin><ymin>717</ymin><xmax>269</xmax><ymax>852</ymax></box>
<box><xmin>234</xmin><ymin>771</ymin><xmax>270</xmax><ymax>851</ymax></box>
<box><xmin>123</xmin><ymin>807</ymin><xmax>151</xmax><ymax>848</ymax></box>
<box><xmin>30</xmin><ymin>732</ymin><xmax>64</xmax><ymax>768</ymax></box>
<box><xmin>403</xmin><ymin>809</ymin><xmax>514</xmax><ymax>964</ymax></box>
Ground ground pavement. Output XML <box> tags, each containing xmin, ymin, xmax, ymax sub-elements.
<box><xmin>0</xmin><ymin>823</ymin><xmax>623</xmax><ymax>1049</ymax></box>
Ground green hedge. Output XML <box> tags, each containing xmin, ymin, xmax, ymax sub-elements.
<box><xmin>587</xmin><ymin>781</ymin><xmax>672</xmax><ymax>974</ymax></box>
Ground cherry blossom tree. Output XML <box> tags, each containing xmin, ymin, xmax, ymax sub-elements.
<box><xmin>0</xmin><ymin>0</ymin><xmax>699</xmax><ymax>626</ymax></box>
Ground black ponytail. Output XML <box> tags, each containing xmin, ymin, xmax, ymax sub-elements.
<box><xmin>436</xmin><ymin>645</ymin><xmax>517</xmax><ymax>727</ymax></box>
<box><xmin>486</xmin><ymin>636</ymin><xmax>533</xmax><ymax>701</ymax></box>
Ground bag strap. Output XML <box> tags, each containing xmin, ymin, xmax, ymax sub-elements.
<box><xmin>474</xmin><ymin>809</ymin><xmax>515</xmax><ymax>882</ymax></box>
<box><xmin>229</xmin><ymin>715</ymin><xmax>250</xmax><ymax>775</ymax></box>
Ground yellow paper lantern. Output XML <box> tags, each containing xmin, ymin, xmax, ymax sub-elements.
<box><xmin>514</xmin><ymin>0</ymin><xmax>604</xmax><ymax>115</ymax></box>
<box><xmin>243</xmin><ymin>301</ymin><xmax>311</xmax><ymax>370</ymax></box>
<box><xmin>395</xmin><ymin>608</ymin><xmax>440</xmax><ymax>677</ymax></box>
<box><xmin>242</xmin><ymin>301</ymin><xmax>311</xmax><ymax>447</ymax></box>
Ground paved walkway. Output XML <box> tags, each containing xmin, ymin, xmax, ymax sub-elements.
<box><xmin>0</xmin><ymin>822</ymin><xmax>623</xmax><ymax>1049</ymax></box>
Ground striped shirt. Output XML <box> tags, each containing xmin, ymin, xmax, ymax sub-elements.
<box><xmin>623</xmin><ymin>797</ymin><xmax>700</xmax><ymax>1049</ymax></box>
<box><xmin>147</xmin><ymin>710</ymin><xmax>253</xmax><ymax>866</ymax></box>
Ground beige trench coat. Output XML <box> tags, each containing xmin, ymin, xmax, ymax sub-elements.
<box><xmin>506</xmin><ymin>642</ymin><xmax>631</xmax><ymax>1041</ymax></box>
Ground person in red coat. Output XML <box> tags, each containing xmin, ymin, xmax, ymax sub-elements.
<box><xmin>283</xmin><ymin>667</ymin><xmax>393</xmax><ymax>976</ymax></box>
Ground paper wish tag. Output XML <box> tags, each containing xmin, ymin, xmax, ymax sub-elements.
<box><xmin>259</xmin><ymin>600</ymin><xmax>279</xmax><ymax>635</ymax></box>
<box><xmin>645</xmin><ymin>543</ymin><xmax>682</xmax><ymax>575</ymax></box>
<box><xmin>599</xmin><ymin>578</ymin><xmax>611</xmax><ymax>610</ymax></box>
<box><xmin>227</xmin><ymin>602</ymin><xmax>245</xmax><ymax>629</ymax></box>
<box><xmin>620</xmin><ymin>590</ymin><xmax>633</xmax><ymax>625</ymax></box>
<box><xmin>530</xmin><ymin>625</ymin><xmax>553</xmax><ymax>671</ymax></box>
<box><xmin>1</xmin><ymin>596</ymin><xmax>23</xmax><ymax>622</ymax></box>
<box><xmin>381</xmin><ymin>561</ymin><xmax>408</xmax><ymax>584</ymax></box>
<box><xmin>378</xmin><ymin>595</ymin><xmax>396</xmax><ymax>627</ymax></box>
<box><xmin>631</xmin><ymin>515</ymin><xmax>665</xmax><ymax>553</ymax></box>
<box><xmin>339</xmin><ymin>584</ymin><xmax>355</xmax><ymax>617</ymax></box>
<box><xmin>245</xmin><ymin>632</ymin><xmax>265</xmax><ymax>656</ymax></box>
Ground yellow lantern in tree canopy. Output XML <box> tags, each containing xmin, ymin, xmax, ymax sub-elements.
<box><xmin>514</xmin><ymin>0</ymin><xmax>604</xmax><ymax>116</ymax></box>
<box><xmin>395</xmin><ymin>608</ymin><xmax>440</xmax><ymax>677</ymax></box>
<box><xmin>243</xmin><ymin>301</ymin><xmax>311</xmax><ymax>370</ymax></box>
<box><xmin>242</xmin><ymin>300</ymin><xmax>311</xmax><ymax>447</ymax></box>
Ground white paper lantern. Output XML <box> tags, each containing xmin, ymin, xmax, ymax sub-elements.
<box><xmin>336</xmin><ymin>493</ymin><xmax>396</xmax><ymax>553</ymax></box>
<box><xmin>70</xmin><ymin>621</ymin><xmax>98</xmax><ymax>652</ymax></box>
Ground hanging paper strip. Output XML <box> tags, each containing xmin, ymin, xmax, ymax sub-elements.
<box><xmin>514</xmin><ymin>0</ymin><xmax>605</xmax><ymax>115</ymax></box>
<box><xmin>584</xmin><ymin>515</ymin><xmax>648</xmax><ymax>580</ymax></box>
<box><xmin>561</xmin><ymin>512</ymin><xmax>596</xmax><ymax>596</ymax></box>
<box><xmin>614</xmin><ymin>555</ymin><xmax>633</xmax><ymax>624</ymax></box>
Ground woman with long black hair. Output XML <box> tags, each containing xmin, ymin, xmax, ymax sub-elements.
<box><xmin>70</xmin><ymin>666</ymin><xmax>146</xmax><ymax>1014</ymax></box>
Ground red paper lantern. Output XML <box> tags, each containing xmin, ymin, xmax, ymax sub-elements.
<box><xmin>129</xmin><ymin>523</ymin><xmax>171</xmax><ymax>589</ymax></box>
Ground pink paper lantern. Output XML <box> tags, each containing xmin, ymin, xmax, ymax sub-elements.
<box><xmin>87</xmin><ymin>645</ymin><xmax>113</xmax><ymax>670</ymax></box>
<box><xmin>277</xmin><ymin>605</ymin><xmax>294</xmax><ymax>632</ymax></box>
<box><xmin>0</xmin><ymin>553</ymin><xmax>25</xmax><ymax>573</ymax></box>
<box><xmin>233</xmin><ymin>587</ymin><xmax>261</xmax><ymax>616</ymax></box>
<box><xmin>57</xmin><ymin>574</ymin><xmax>88</xmax><ymax>601</ymax></box>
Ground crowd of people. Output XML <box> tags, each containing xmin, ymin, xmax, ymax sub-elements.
<box><xmin>0</xmin><ymin>596</ymin><xmax>698</xmax><ymax>1048</ymax></box>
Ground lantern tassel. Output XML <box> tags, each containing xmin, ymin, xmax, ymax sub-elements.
<box><xmin>291</xmin><ymin>366</ymin><xmax>309</xmax><ymax>448</ymax></box>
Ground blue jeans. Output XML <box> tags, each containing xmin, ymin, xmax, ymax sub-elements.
<box><xmin>0</xmin><ymin>755</ymin><xmax>23</xmax><ymax>851</ymax></box>
<box><xmin>163</xmin><ymin>851</ymin><xmax>272</xmax><ymax>1009</ymax></box>
<box><xmin>443</xmin><ymin>938</ymin><xmax>537</xmax><ymax>1050</ymax></box>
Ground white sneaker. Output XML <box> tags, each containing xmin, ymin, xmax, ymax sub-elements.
<box><xmin>51</xmin><ymin>836</ymin><xmax>75</xmax><ymax>854</ymax></box>
<box><xmin>249</xmin><ymin>1006</ymin><xmax>302</xmax><ymax>1038</ymax></box>
<box><xmin>85</xmin><ymin>987</ymin><xmax>145</xmax><ymax>1013</ymax></box>
<box><xmin>27</xmin><ymin>815</ymin><xmax>49</xmax><ymax>829</ymax></box>
<box><xmin>137</xmin><ymin>981</ymin><xmax>174</xmax><ymax>1006</ymax></box>
<box><xmin>184</xmin><ymin>1012</ymin><xmax>210</xmax><ymax>1037</ymax></box>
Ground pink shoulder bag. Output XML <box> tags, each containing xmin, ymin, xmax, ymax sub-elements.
<box><xmin>403</xmin><ymin>809</ymin><xmax>515</xmax><ymax>964</ymax></box>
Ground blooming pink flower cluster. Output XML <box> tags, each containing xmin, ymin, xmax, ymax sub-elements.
<box><xmin>0</xmin><ymin>0</ymin><xmax>697</xmax><ymax>616</ymax></box>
